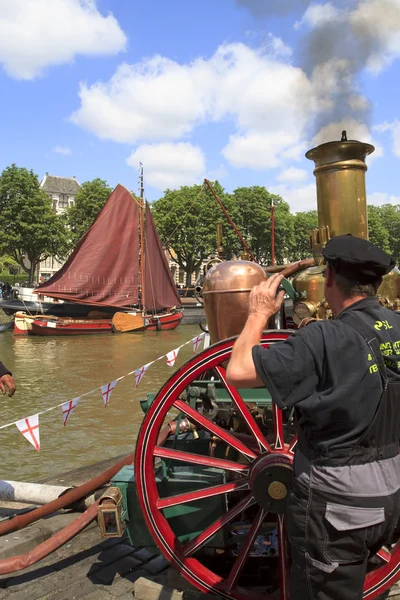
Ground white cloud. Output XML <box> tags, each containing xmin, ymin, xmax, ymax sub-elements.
<box><xmin>269</xmin><ymin>183</ymin><xmax>317</xmax><ymax>213</ymax></box>
<box><xmin>72</xmin><ymin>42</ymin><xmax>312</xmax><ymax>153</ymax></box>
<box><xmin>126</xmin><ymin>143</ymin><xmax>206</xmax><ymax>191</ymax></box>
<box><xmin>368</xmin><ymin>192</ymin><xmax>400</xmax><ymax>206</ymax></box>
<box><xmin>295</xmin><ymin>2</ymin><xmax>342</xmax><ymax>30</ymax></box>
<box><xmin>0</xmin><ymin>0</ymin><xmax>126</xmax><ymax>80</ymax></box>
<box><xmin>374</xmin><ymin>120</ymin><xmax>400</xmax><ymax>158</ymax></box>
<box><xmin>277</xmin><ymin>167</ymin><xmax>309</xmax><ymax>183</ymax></box>
<box><xmin>222</xmin><ymin>131</ymin><xmax>304</xmax><ymax>170</ymax></box>
<box><xmin>350</xmin><ymin>0</ymin><xmax>400</xmax><ymax>74</ymax></box>
<box><xmin>53</xmin><ymin>146</ymin><xmax>72</xmax><ymax>156</ymax></box>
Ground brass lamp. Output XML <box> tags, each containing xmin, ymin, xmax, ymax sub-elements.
<box><xmin>97</xmin><ymin>487</ymin><xmax>126</xmax><ymax>538</ymax></box>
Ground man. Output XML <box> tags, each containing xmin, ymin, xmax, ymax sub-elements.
<box><xmin>0</xmin><ymin>361</ymin><xmax>16</xmax><ymax>397</ymax></box>
<box><xmin>226</xmin><ymin>235</ymin><xmax>400</xmax><ymax>600</ymax></box>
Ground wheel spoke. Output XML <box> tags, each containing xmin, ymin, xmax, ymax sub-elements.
<box><xmin>174</xmin><ymin>398</ymin><xmax>258</xmax><ymax>461</ymax></box>
<box><xmin>277</xmin><ymin>514</ymin><xmax>290</xmax><ymax>600</ymax></box>
<box><xmin>273</xmin><ymin>403</ymin><xmax>285</xmax><ymax>451</ymax></box>
<box><xmin>183</xmin><ymin>494</ymin><xmax>256</xmax><ymax>557</ymax></box>
<box><xmin>154</xmin><ymin>446</ymin><xmax>250</xmax><ymax>474</ymax></box>
<box><xmin>215</xmin><ymin>365</ymin><xmax>273</xmax><ymax>453</ymax></box>
<box><xmin>158</xmin><ymin>479</ymin><xmax>249</xmax><ymax>509</ymax></box>
<box><xmin>288</xmin><ymin>434</ymin><xmax>298</xmax><ymax>455</ymax></box>
<box><xmin>226</xmin><ymin>507</ymin><xmax>267</xmax><ymax>590</ymax></box>
<box><xmin>376</xmin><ymin>548</ymin><xmax>391</xmax><ymax>563</ymax></box>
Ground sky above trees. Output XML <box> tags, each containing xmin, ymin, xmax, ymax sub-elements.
<box><xmin>0</xmin><ymin>0</ymin><xmax>399</xmax><ymax>212</ymax></box>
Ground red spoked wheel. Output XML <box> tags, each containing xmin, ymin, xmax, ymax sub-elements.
<box><xmin>135</xmin><ymin>333</ymin><xmax>400</xmax><ymax>600</ymax></box>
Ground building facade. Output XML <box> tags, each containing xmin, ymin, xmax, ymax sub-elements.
<box><xmin>38</xmin><ymin>174</ymin><xmax>81</xmax><ymax>281</ymax></box>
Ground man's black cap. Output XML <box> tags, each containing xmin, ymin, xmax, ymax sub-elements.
<box><xmin>322</xmin><ymin>235</ymin><xmax>396</xmax><ymax>283</ymax></box>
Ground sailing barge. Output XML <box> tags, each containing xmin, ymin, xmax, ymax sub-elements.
<box><xmin>15</xmin><ymin>182</ymin><xmax>183</xmax><ymax>335</ymax></box>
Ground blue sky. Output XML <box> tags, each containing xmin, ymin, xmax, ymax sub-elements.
<box><xmin>0</xmin><ymin>0</ymin><xmax>400</xmax><ymax>212</ymax></box>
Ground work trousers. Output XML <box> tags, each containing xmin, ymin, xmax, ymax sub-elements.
<box><xmin>286</xmin><ymin>479</ymin><xmax>400</xmax><ymax>600</ymax></box>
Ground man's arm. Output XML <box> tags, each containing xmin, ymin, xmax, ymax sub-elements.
<box><xmin>0</xmin><ymin>362</ymin><xmax>16</xmax><ymax>397</ymax></box>
<box><xmin>226</xmin><ymin>273</ymin><xmax>285</xmax><ymax>388</ymax></box>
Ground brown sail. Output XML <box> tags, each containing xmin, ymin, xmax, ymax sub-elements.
<box><xmin>35</xmin><ymin>185</ymin><xmax>140</xmax><ymax>308</ymax></box>
<box><xmin>143</xmin><ymin>203</ymin><xmax>180</xmax><ymax>312</ymax></box>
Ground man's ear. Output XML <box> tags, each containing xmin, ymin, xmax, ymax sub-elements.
<box><xmin>325</xmin><ymin>264</ymin><xmax>335</xmax><ymax>287</ymax></box>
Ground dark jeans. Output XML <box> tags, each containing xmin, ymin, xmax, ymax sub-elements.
<box><xmin>286</xmin><ymin>479</ymin><xmax>400</xmax><ymax>600</ymax></box>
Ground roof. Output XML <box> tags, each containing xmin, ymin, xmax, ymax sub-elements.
<box><xmin>40</xmin><ymin>174</ymin><xmax>81</xmax><ymax>195</ymax></box>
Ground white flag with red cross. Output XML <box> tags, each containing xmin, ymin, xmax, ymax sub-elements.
<box><xmin>15</xmin><ymin>414</ymin><xmax>40</xmax><ymax>451</ymax></box>
<box><xmin>134</xmin><ymin>363</ymin><xmax>151</xmax><ymax>388</ymax></box>
<box><xmin>101</xmin><ymin>380</ymin><xmax>118</xmax><ymax>407</ymax></box>
<box><xmin>166</xmin><ymin>347</ymin><xmax>180</xmax><ymax>367</ymax></box>
<box><xmin>61</xmin><ymin>398</ymin><xmax>80</xmax><ymax>426</ymax></box>
<box><xmin>192</xmin><ymin>332</ymin><xmax>205</xmax><ymax>353</ymax></box>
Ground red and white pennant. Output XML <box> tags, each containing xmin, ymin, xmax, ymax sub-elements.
<box><xmin>134</xmin><ymin>363</ymin><xmax>151</xmax><ymax>388</ymax></box>
<box><xmin>166</xmin><ymin>347</ymin><xmax>180</xmax><ymax>367</ymax></box>
<box><xmin>101</xmin><ymin>380</ymin><xmax>118</xmax><ymax>407</ymax></box>
<box><xmin>192</xmin><ymin>332</ymin><xmax>205</xmax><ymax>353</ymax></box>
<box><xmin>15</xmin><ymin>414</ymin><xmax>40</xmax><ymax>451</ymax></box>
<box><xmin>61</xmin><ymin>398</ymin><xmax>80</xmax><ymax>426</ymax></box>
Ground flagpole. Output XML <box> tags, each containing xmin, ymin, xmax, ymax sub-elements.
<box><xmin>139</xmin><ymin>163</ymin><xmax>146</xmax><ymax>312</ymax></box>
<box><xmin>271</xmin><ymin>198</ymin><xmax>275</xmax><ymax>266</ymax></box>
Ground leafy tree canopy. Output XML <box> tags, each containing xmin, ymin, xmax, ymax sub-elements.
<box><xmin>289</xmin><ymin>211</ymin><xmax>318</xmax><ymax>261</ymax></box>
<box><xmin>0</xmin><ymin>164</ymin><xmax>69</xmax><ymax>284</ymax></box>
<box><xmin>151</xmin><ymin>182</ymin><xmax>244</xmax><ymax>286</ymax></box>
<box><xmin>66</xmin><ymin>178</ymin><xmax>113</xmax><ymax>246</ymax></box>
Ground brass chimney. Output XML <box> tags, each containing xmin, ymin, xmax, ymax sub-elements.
<box><xmin>306</xmin><ymin>133</ymin><xmax>375</xmax><ymax>252</ymax></box>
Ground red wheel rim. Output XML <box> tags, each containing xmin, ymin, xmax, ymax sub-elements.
<box><xmin>134</xmin><ymin>333</ymin><xmax>400</xmax><ymax>599</ymax></box>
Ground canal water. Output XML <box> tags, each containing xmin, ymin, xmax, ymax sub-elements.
<box><xmin>0</xmin><ymin>324</ymin><xmax>202</xmax><ymax>481</ymax></box>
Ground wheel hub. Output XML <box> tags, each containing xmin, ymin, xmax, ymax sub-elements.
<box><xmin>249</xmin><ymin>453</ymin><xmax>293</xmax><ymax>514</ymax></box>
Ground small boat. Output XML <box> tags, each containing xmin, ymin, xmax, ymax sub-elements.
<box><xmin>27</xmin><ymin>175</ymin><xmax>183</xmax><ymax>336</ymax></box>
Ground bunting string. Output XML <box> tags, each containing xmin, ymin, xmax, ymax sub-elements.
<box><xmin>0</xmin><ymin>332</ymin><xmax>207</xmax><ymax>449</ymax></box>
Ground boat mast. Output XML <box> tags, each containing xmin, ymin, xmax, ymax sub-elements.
<box><xmin>139</xmin><ymin>163</ymin><xmax>145</xmax><ymax>312</ymax></box>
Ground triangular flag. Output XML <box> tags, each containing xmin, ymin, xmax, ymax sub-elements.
<box><xmin>166</xmin><ymin>347</ymin><xmax>180</xmax><ymax>367</ymax></box>
<box><xmin>101</xmin><ymin>380</ymin><xmax>117</xmax><ymax>407</ymax></box>
<box><xmin>134</xmin><ymin>363</ymin><xmax>151</xmax><ymax>388</ymax></box>
<box><xmin>61</xmin><ymin>398</ymin><xmax>79</xmax><ymax>426</ymax></box>
<box><xmin>192</xmin><ymin>332</ymin><xmax>205</xmax><ymax>353</ymax></box>
<box><xmin>15</xmin><ymin>414</ymin><xmax>40</xmax><ymax>451</ymax></box>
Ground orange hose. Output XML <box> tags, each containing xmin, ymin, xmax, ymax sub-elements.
<box><xmin>0</xmin><ymin>453</ymin><xmax>134</xmax><ymax>537</ymax></box>
<box><xmin>0</xmin><ymin>501</ymin><xmax>99</xmax><ymax>574</ymax></box>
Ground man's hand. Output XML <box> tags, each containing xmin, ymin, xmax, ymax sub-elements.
<box><xmin>0</xmin><ymin>374</ymin><xmax>16</xmax><ymax>397</ymax></box>
<box><xmin>249</xmin><ymin>273</ymin><xmax>285</xmax><ymax>320</ymax></box>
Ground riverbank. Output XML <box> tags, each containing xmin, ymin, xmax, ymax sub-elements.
<box><xmin>0</xmin><ymin>455</ymin><xmax>209</xmax><ymax>600</ymax></box>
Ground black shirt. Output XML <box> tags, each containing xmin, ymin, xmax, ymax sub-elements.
<box><xmin>252</xmin><ymin>298</ymin><xmax>400</xmax><ymax>453</ymax></box>
<box><xmin>0</xmin><ymin>362</ymin><xmax>11</xmax><ymax>378</ymax></box>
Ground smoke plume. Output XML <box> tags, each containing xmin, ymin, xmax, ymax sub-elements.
<box><xmin>237</xmin><ymin>0</ymin><xmax>400</xmax><ymax>137</ymax></box>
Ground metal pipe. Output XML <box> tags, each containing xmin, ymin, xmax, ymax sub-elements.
<box><xmin>0</xmin><ymin>452</ymin><xmax>134</xmax><ymax>536</ymax></box>
<box><xmin>0</xmin><ymin>501</ymin><xmax>99</xmax><ymax>575</ymax></box>
<box><xmin>0</xmin><ymin>481</ymin><xmax>72</xmax><ymax>505</ymax></box>
<box><xmin>263</xmin><ymin>258</ymin><xmax>315</xmax><ymax>274</ymax></box>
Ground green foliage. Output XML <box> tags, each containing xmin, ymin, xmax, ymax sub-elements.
<box><xmin>289</xmin><ymin>211</ymin><xmax>318</xmax><ymax>261</ymax></box>
<box><xmin>0</xmin><ymin>164</ymin><xmax>69</xmax><ymax>284</ymax></box>
<box><xmin>367</xmin><ymin>206</ymin><xmax>391</xmax><ymax>254</ymax></box>
<box><xmin>151</xmin><ymin>182</ymin><xmax>241</xmax><ymax>286</ymax></box>
<box><xmin>66</xmin><ymin>178</ymin><xmax>113</xmax><ymax>245</ymax></box>
<box><xmin>231</xmin><ymin>187</ymin><xmax>288</xmax><ymax>264</ymax></box>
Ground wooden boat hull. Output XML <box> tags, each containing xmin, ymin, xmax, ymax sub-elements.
<box><xmin>17</xmin><ymin>310</ymin><xmax>183</xmax><ymax>336</ymax></box>
<box><xmin>31</xmin><ymin>318</ymin><xmax>113</xmax><ymax>336</ymax></box>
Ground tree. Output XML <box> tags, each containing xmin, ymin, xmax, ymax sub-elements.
<box><xmin>288</xmin><ymin>211</ymin><xmax>318</xmax><ymax>261</ymax></box>
<box><xmin>66</xmin><ymin>178</ymin><xmax>113</xmax><ymax>245</ymax></box>
<box><xmin>374</xmin><ymin>204</ymin><xmax>400</xmax><ymax>263</ymax></box>
<box><xmin>151</xmin><ymin>182</ymin><xmax>241</xmax><ymax>286</ymax></box>
<box><xmin>0</xmin><ymin>164</ymin><xmax>69</xmax><ymax>284</ymax></box>
<box><xmin>367</xmin><ymin>205</ymin><xmax>391</xmax><ymax>253</ymax></box>
<box><xmin>232</xmin><ymin>187</ymin><xmax>294</xmax><ymax>265</ymax></box>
